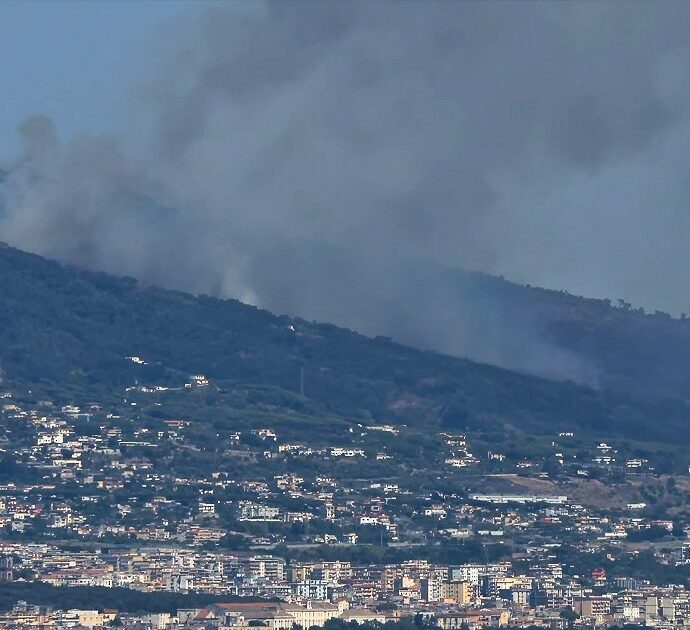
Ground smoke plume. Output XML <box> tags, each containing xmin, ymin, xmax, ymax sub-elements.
<box><xmin>3</xmin><ymin>1</ymin><xmax>690</xmax><ymax>383</ymax></box>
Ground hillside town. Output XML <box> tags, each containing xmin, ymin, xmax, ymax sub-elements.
<box><xmin>1</xmin><ymin>370</ymin><xmax>690</xmax><ymax>629</ymax></box>
<box><xmin>7</xmin><ymin>0</ymin><xmax>690</xmax><ymax>626</ymax></box>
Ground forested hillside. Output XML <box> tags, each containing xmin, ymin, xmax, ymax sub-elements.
<box><xmin>1</xmin><ymin>242</ymin><xmax>689</xmax><ymax>441</ymax></box>
<box><xmin>447</xmin><ymin>269</ymin><xmax>690</xmax><ymax>401</ymax></box>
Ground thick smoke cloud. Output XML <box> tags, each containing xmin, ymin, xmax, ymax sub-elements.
<box><xmin>3</xmin><ymin>1</ymin><xmax>690</xmax><ymax>383</ymax></box>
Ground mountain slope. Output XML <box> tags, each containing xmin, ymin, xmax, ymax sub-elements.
<box><xmin>0</xmin><ymin>242</ymin><xmax>688</xmax><ymax>441</ymax></box>
<box><xmin>439</xmin><ymin>269</ymin><xmax>690</xmax><ymax>401</ymax></box>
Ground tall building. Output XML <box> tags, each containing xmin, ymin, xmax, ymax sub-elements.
<box><xmin>441</xmin><ymin>580</ymin><xmax>475</xmax><ymax>604</ymax></box>
<box><xmin>0</xmin><ymin>555</ymin><xmax>13</xmax><ymax>582</ymax></box>
<box><xmin>245</xmin><ymin>555</ymin><xmax>285</xmax><ymax>582</ymax></box>
<box><xmin>421</xmin><ymin>575</ymin><xmax>442</xmax><ymax>602</ymax></box>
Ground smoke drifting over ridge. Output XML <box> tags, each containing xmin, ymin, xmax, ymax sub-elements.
<box><xmin>3</xmin><ymin>1</ymin><xmax>690</xmax><ymax>383</ymax></box>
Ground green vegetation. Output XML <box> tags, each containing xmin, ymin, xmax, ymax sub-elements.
<box><xmin>280</xmin><ymin>541</ymin><xmax>512</xmax><ymax>565</ymax></box>
<box><xmin>0</xmin><ymin>582</ymin><xmax>269</xmax><ymax>613</ymax></box>
<box><xmin>2</xmin><ymin>242</ymin><xmax>690</xmax><ymax>442</ymax></box>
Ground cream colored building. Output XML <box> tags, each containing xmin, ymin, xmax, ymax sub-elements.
<box><xmin>441</xmin><ymin>580</ymin><xmax>475</xmax><ymax>604</ymax></box>
<box><xmin>283</xmin><ymin>601</ymin><xmax>340</xmax><ymax>628</ymax></box>
<box><xmin>214</xmin><ymin>601</ymin><xmax>339</xmax><ymax>630</ymax></box>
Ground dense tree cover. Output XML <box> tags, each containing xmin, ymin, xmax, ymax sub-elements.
<box><xmin>279</xmin><ymin>541</ymin><xmax>512</xmax><ymax>565</ymax></box>
<box><xmin>0</xmin><ymin>582</ymin><xmax>270</xmax><ymax>613</ymax></box>
<box><xmin>625</xmin><ymin>525</ymin><xmax>673</xmax><ymax>542</ymax></box>
<box><xmin>2</xmin><ymin>243</ymin><xmax>690</xmax><ymax>441</ymax></box>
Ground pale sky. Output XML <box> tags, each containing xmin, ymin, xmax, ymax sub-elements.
<box><xmin>0</xmin><ymin>0</ymin><xmax>193</xmax><ymax>161</ymax></box>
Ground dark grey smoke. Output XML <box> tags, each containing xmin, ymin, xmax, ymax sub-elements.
<box><xmin>3</xmin><ymin>1</ymin><xmax>690</xmax><ymax>383</ymax></box>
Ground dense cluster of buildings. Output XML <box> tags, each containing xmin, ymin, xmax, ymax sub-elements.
<box><xmin>0</xmin><ymin>371</ymin><xmax>689</xmax><ymax>628</ymax></box>
<box><xmin>4</xmin><ymin>543</ymin><xmax>690</xmax><ymax>627</ymax></box>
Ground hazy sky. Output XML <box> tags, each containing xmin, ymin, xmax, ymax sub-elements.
<box><xmin>0</xmin><ymin>0</ymin><xmax>189</xmax><ymax>160</ymax></box>
<box><xmin>3</xmin><ymin>1</ymin><xmax>690</xmax><ymax>382</ymax></box>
